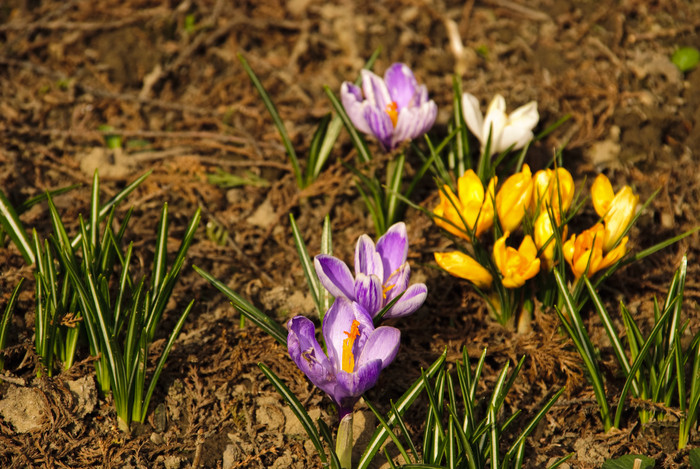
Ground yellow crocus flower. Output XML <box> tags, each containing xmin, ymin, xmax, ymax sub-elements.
<box><xmin>493</xmin><ymin>232</ymin><xmax>541</xmax><ymax>289</ymax></box>
<box><xmin>496</xmin><ymin>164</ymin><xmax>533</xmax><ymax>233</ymax></box>
<box><xmin>434</xmin><ymin>170</ymin><xmax>497</xmax><ymax>241</ymax></box>
<box><xmin>534</xmin><ymin>211</ymin><xmax>567</xmax><ymax>269</ymax></box>
<box><xmin>562</xmin><ymin>223</ymin><xmax>628</xmax><ymax>278</ymax></box>
<box><xmin>590</xmin><ymin>174</ymin><xmax>639</xmax><ymax>251</ymax></box>
<box><xmin>434</xmin><ymin>251</ymin><xmax>493</xmax><ymax>289</ymax></box>
<box><xmin>532</xmin><ymin>167</ymin><xmax>574</xmax><ymax>214</ymax></box>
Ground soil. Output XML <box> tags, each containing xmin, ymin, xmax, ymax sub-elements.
<box><xmin>1</xmin><ymin>0</ymin><xmax>700</xmax><ymax>468</ymax></box>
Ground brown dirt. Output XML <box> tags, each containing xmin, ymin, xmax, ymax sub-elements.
<box><xmin>1</xmin><ymin>0</ymin><xmax>700</xmax><ymax>467</ymax></box>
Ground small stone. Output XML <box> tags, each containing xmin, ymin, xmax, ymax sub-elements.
<box><xmin>150</xmin><ymin>432</ymin><xmax>164</xmax><ymax>445</ymax></box>
<box><xmin>0</xmin><ymin>385</ymin><xmax>48</xmax><ymax>433</ymax></box>
<box><xmin>163</xmin><ymin>455</ymin><xmax>182</xmax><ymax>469</ymax></box>
<box><xmin>66</xmin><ymin>375</ymin><xmax>97</xmax><ymax>418</ymax></box>
<box><xmin>222</xmin><ymin>444</ymin><xmax>237</xmax><ymax>469</ymax></box>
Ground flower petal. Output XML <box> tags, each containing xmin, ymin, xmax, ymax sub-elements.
<box><xmin>496</xmin><ymin>123</ymin><xmax>533</xmax><ymax>154</ymax></box>
<box><xmin>434</xmin><ymin>251</ymin><xmax>493</xmax><ymax>289</ymax></box>
<box><xmin>322</xmin><ymin>298</ymin><xmax>374</xmax><ymax>372</ymax></box>
<box><xmin>287</xmin><ymin>316</ymin><xmax>335</xmax><ymax>395</ymax></box>
<box><xmin>384</xmin><ymin>262</ymin><xmax>410</xmax><ymax>303</ymax></box>
<box><xmin>354</xmin><ymin>273</ymin><xmax>383</xmax><ymax>316</ymax></box>
<box><xmin>335</xmin><ymin>360</ymin><xmax>382</xmax><ymax>405</ymax></box>
<box><xmin>355</xmin><ymin>234</ymin><xmax>384</xmax><ymax>278</ymax></box>
<box><xmin>483</xmin><ymin>96</ymin><xmax>508</xmax><ymax>154</ymax></box>
<box><xmin>508</xmin><ymin>101</ymin><xmax>539</xmax><ymax>131</ymax></box>
<box><xmin>356</xmin><ymin>326</ymin><xmax>401</xmax><ymax>369</ymax></box>
<box><xmin>340</xmin><ymin>82</ymin><xmax>372</xmax><ymax>134</ymax></box>
<box><xmin>461</xmin><ymin>93</ymin><xmax>484</xmax><ymax>142</ymax></box>
<box><xmin>361</xmin><ymin>69</ymin><xmax>391</xmax><ymax>110</ymax></box>
<box><xmin>376</xmin><ymin>222</ymin><xmax>408</xmax><ymax>277</ymax></box>
<box><xmin>363</xmin><ymin>105</ymin><xmax>395</xmax><ymax>150</ymax></box>
<box><xmin>384</xmin><ymin>283</ymin><xmax>427</xmax><ymax>319</ymax></box>
<box><xmin>314</xmin><ymin>255</ymin><xmax>355</xmax><ymax>300</ymax></box>
<box><xmin>384</xmin><ymin>63</ymin><xmax>419</xmax><ymax>110</ymax></box>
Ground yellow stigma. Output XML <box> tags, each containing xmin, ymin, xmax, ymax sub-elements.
<box><xmin>382</xmin><ymin>283</ymin><xmax>395</xmax><ymax>299</ymax></box>
<box><xmin>341</xmin><ymin>320</ymin><xmax>361</xmax><ymax>373</ymax></box>
<box><xmin>385</xmin><ymin>102</ymin><xmax>399</xmax><ymax>128</ymax></box>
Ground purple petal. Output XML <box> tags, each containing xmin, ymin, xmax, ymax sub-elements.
<box><xmin>356</xmin><ymin>326</ymin><xmax>401</xmax><ymax>369</ymax></box>
<box><xmin>361</xmin><ymin>69</ymin><xmax>391</xmax><ymax>110</ymax></box>
<box><xmin>340</xmin><ymin>82</ymin><xmax>372</xmax><ymax>134</ymax></box>
<box><xmin>355</xmin><ymin>234</ymin><xmax>383</xmax><ymax>278</ymax></box>
<box><xmin>391</xmin><ymin>100</ymin><xmax>437</xmax><ymax>147</ymax></box>
<box><xmin>314</xmin><ymin>255</ymin><xmax>355</xmax><ymax>300</ymax></box>
<box><xmin>322</xmin><ymin>298</ymin><xmax>374</xmax><ymax>372</ymax></box>
<box><xmin>354</xmin><ymin>273</ymin><xmax>383</xmax><ymax>316</ymax></box>
<box><xmin>335</xmin><ymin>360</ymin><xmax>382</xmax><ymax>404</ymax></box>
<box><xmin>384</xmin><ymin>63</ymin><xmax>419</xmax><ymax>110</ymax></box>
<box><xmin>415</xmin><ymin>84</ymin><xmax>429</xmax><ymax>106</ymax></box>
<box><xmin>384</xmin><ymin>283</ymin><xmax>427</xmax><ymax>319</ymax></box>
<box><xmin>287</xmin><ymin>316</ymin><xmax>335</xmax><ymax>395</ymax></box>
<box><xmin>376</xmin><ymin>222</ymin><xmax>408</xmax><ymax>277</ymax></box>
<box><xmin>384</xmin><ymin>262</ymin><xmax>410</xmax><ymax>303</ymax></box>
<box><xmin>363</xmin><ymin>105</ymin><xmax>394</xmax><ymax>150</ymax></box>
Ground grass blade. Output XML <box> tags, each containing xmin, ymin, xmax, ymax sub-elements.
<box><xmin>139</xmin><ymin>299</ymin><xmax>195</xmax><ymax>422</ymax></box>
<box><xmin>194</xmin><ymin>266</ymin><xmax>287</xmax><ymax>345</ymax></box>
<box><xmin>357</xmin><ymin>350</ymin><xmax>447</xmax><ymax>469</ymax></box>
<box><xmin>614</xmin><ymin>302</ymin><xmax>675</xmax><ymax>427</ymax></box>
<box><xmin>0</xmin><ymin>278</ymin><xmax>24</xmax><ymax>370</ymax></box>
<box><xmin>0</xmin><ymin>189</ymin><xmax>34</xmax><ymax>264</ymax></box>
<box><xmin>289</xmin><ymin>213</ymin><xmax>322</xmax><ymax>317</ymax></box>
<box><xmin>238</xmin><ymin>54</ymin><xmax>303</xmax><ymax>187</ymax></box>
<box><xmin>324</xmin><ymin>85</ymin><xmax>372</xmax><ymax>164</ymax></box>
<box><xmin>258</xmin><ymin>362</ymin><xmax>328</xmax><ymax>465</ymax></box>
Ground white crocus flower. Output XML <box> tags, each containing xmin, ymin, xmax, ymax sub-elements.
<box><xmin>462</xmin><ymin>93</ymin><xmax>539</xmax><ymax>156</ymax></box>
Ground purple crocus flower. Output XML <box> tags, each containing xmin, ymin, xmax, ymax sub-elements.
<box><xmin>287</xmin><ymin>297</ymin><xmax>400</xmax><ymax>419</ymax></box>
<box><xmin>314</xmin><ymin>222</ymin><xmax>427</xmax><ymax>319</ymax></box>
<box><xmin>340</xmin><ymin>63</ymin><xmax>438</xmax><ymax>151</ymax></box>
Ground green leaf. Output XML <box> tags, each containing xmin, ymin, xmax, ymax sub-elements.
<box><xmin>194</xmin><ymin>266</ymin><xmax>288</xmax><ymax>346</ymax></box>
<box><xmin>671</xmin><ymin>46</ymin><xmax>700</xmax><ymax>72</ymax></box>
<box><xmin>0</xmin><ymin>278</ymin><xmax>24</xmax><ymax>370</ymax></box>
<box><xmin>289</xmin><ymin>213</ymin><xmax>322</xmax><ymax>318</ymax></box>
<box><xmin>238</xmin><ymin>54</ymin><xmax>303</xmax><ymax>188</ymax></box>
<box><xmin>258</xmin><ymin>363</ymin><xmax>328</xmax><ymax>465</ymax></box>
<box><xmin>689</xmin><ymin>448</ymin><xmax>700</xmax><ymax>468</ymax></box>
<box><xmin>324</xmin><ymin>85</ymin><xmax>372</xmax><ymax>164</ymax></box>
<box><xmin>357</xmin><ymin>350</ymin><xmax>447</xmax><ymax>469</ymax></box>
<box><xmin>0</xmin><ymin>189</ymin><xmax>34</xmax><ymax>264</ymax></box>
<box><xmin>601</xmin><ymin>454</ymin><xmax>655</xmax><ymax>469</ymax></box>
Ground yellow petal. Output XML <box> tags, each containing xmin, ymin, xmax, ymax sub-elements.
<box><xmin>434</xmin><ymin>251</ymin><xmax>493</xmax><ymax>289</ymax></box>
<box><xmin>591</xmin><ymin>173</ymin><xmax>614</xmax><ymax>218</ymax></box>
<box><xmin>457</xmin><ymin>170</ymin><xmax>485</xmax><ymax>206</ymax></box>
<box><xmin>496</xmin><ymin>164</ymin><xmax>533</xmax><ymax>232</ymax></box>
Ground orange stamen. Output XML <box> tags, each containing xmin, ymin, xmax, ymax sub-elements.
<box><xmin>385</xmin><ymin>102</ymin><xmax>399</xmax><ymax>128</ymax></box>
<box><xmin>341</xmin><ymin>320</ymin><xmax>361</xmax><ymax>373</ymax></box>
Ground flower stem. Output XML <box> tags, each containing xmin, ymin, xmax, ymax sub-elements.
<box><xmin>336</xmin><ymin>411</ymin><xmax>353</xmax><ymax>469</ymax></box>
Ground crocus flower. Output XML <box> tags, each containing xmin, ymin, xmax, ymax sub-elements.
<box><xmin>462</xmin><ymin>93</ymin><xmax>539</xmax><ymax>156</ymax></box>
<box><xmin>433</xmin><ymin>170</ymin><xmax>497</xmax><ymax>241</ymax></box>
<box><xmin>434</xmin><ymin>251</ymin><xmax>493</xmax><ymax>289</ymax></box>
<box><xmin>341</xmin><ymin>63</ymin><xmax>438</xmax><ymax>151</ymax></box>
<box><xmin>314</xmin><ymin>222</ymin><xmax>427</xmax><ymax>319</ymax></box>
<box><xmin>496</xmin><ymin>164</ymin><xmax>534</xmax><ymax>233</ymax></box>
<box><xmin>493</xmin><ymin>232</ymin><xmax>541</xmax><ymax>288</ymax></box>
<box><xmin>532</xmin><ymin>167</ymin><xmax>575</xmax><ymax>215</ymax></box>
<box><xmin>534</xmin><ymin>211</ymin><xmax>567</xmax><ymax>269</ymax></box>
<box><xmin>287</xmin><ymin>297</ymin><xmax>400</xmax><ymax>419</ymax></box>
<box><xmin>591</xmin><ymin>174</ymin><xmax>639</xmax><ymax>251</ymax></box>
<box><xmin>563</xmin><ymin>223</ymin><xmax>628</xmax><ymax>278</ymax></box>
